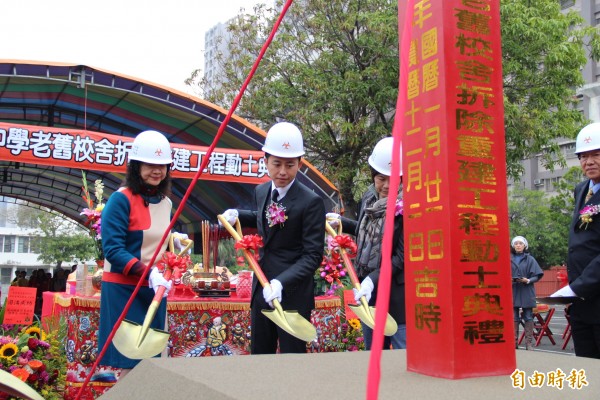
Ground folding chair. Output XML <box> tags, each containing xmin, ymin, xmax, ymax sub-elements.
<box><xmin>562</xmin><ymin>308</ymin><xmax>572</xmax><ymax>350</ymax></box>
<box><xmin>518</xmin><ymin>306</ymin><xmax>556</xmax><ymax>346</ymax></box>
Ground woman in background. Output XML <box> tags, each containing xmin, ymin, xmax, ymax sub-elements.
<box><xmin>511</xmin><ymin>235</ymin><xmax>543</xmax><ymax>350</ymax></box>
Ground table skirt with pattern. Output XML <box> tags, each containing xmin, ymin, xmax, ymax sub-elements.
<box><xmin>42</xmin><ymin>291</ymin><xmax>342</xmax><ymax>399</ymax></box>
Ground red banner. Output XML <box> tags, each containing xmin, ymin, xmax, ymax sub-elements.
<box><xmin>2</xmin><ymin>286</ymin><xmax>37</xmax><ymax>325</ymax></box>
<box><xmin>343</xmin><ymin>289</ymin><xmax>359</xmax><ymax>320</ymax></box>
<box><xmin>0</xmin><ymin>122</ymin><xmax>270</xmax><ymax>184</ymax></box>
<box><xmin>401</xmin><ymin>0</ymin><xmax>515</xmax><ymax>378</ymax></box>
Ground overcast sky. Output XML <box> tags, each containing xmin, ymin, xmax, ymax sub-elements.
<box><xmin>1</xmin><ymin>0</ymin><xmax>262</xmax><ymax>94</ymax></box>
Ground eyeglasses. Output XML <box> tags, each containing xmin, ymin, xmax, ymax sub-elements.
<box><xmin>578</xmin><ymin>152</ymin><xmax>600</xmax><ymax>162</ymax></box>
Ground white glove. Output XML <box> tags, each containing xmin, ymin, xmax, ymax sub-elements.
<box><xmin>219</xmin><ymin>209</ymin><xmax>239</xmax><ymax>226</ymax></box>
<box><xmin>326</xmin><ymin>212</ymin><xmax>341</xmax><ymax>229</ymax></box>
<box><xmin>262</xmin><ymin>279</ymin><xmax>283</xmax><ymax>308</ymax></box>
<box><xmin>173</xmin><ymin>233</ymin><xmax>190</xmax><ymax>254</ymax></box>
<box><xmin>149</xmin><ymin>267</ymin><xmax>172</xmax><ymax>297</ymax></box>
<box><xmin>353</xmin><ymin>276</ymin><xmax>374</xmax><ymax>303</ymax></box>
<box><xmin>550</xmin><ymin>285</ymin><xmax>577</xmax><ymax>298</ymax></box>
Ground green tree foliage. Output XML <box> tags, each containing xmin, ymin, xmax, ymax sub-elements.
<box><xmin>36</xmin><ymin>232</ymin><xmax>95</xmax><ymax>270</ymax></box>
<box><xmin>501</xmin><ymin>0</ymin><xmax>600</xmax><ymax>178</ymax></box>
<box><xmin>217</xmin><ymin>239</ymin><xmax>241</xmax><ymax>273</ymax></box>
<box><xmin>508</xmin><ymin>186</ymin><xmax>570</xmax><ymax>268</ymax></box>
<box><xmin>548</xmin><ymin>166</ymin><xmax>584</xmax><ymax>218</ymax></box>
<box><xmin>189</xmin><ymin>0</ymin><xmax>399</xmax><ymax>214</ymax></box>
<box><xmin>188</xmin><ymin>0</ymin><xmax>600</xmax><ymax>216</ymax></box>
<box><xmin>11</xmin><ymin>204</ymin><xmax>96</xmax><ymax>268</ymax></box>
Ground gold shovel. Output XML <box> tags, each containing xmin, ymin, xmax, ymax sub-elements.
<box><xmin>112</xmin><ymin>234</ymin><xmax>193</xmax><ymax>359</ymax></box>
<box><xmin>217</xmin><ymin>214</ymin><xmax>317</xmax><ymax>342</ymax></box>
<box><xmin>325</xmin><ymin>220</ymin><xmax>398</xmax><ymax>336</ymax></box>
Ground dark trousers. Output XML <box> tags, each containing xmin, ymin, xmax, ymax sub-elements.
<box><xmin>250</xmin><ymin>294</ymin><xmax>308</xmax><ymax>354</ymax></box>
<box><xmin>571</xmin><ymin>318</ymin><xmax>600</xmax><ymax>359</ymax></box>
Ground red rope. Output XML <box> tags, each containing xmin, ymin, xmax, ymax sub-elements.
<box><xmin>366</xmin><ymin>1</ymin><xmax>414</xmax><ymax>399</ymax></box>
<box><xmin>75</xmin><ymin>1</ymin><xmax>295</xmax><ymax>398</ymax></box>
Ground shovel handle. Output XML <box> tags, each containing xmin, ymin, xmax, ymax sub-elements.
<box><xmin>151</xmin><ymin>268</ymin><xmax>172</xmax><ymax>303</ymax></box>
<box><xmin>151</xmin><ymin>234</ymin><xmax>192</xmax><ymax>302</ymax></box>
<box><xmin>217</xmin><ymin>214</ymin><xmax>269</xmax><ymax>287</ymax></box>
<box><xmin>169</xmin><ymin>233</ymin><xmax>194</xmax><ymax>256</ymax></box>
<box><xmin>324</xmin><ymin>221</ymin><xmax>360</xmax><ymax>287</ymax></box>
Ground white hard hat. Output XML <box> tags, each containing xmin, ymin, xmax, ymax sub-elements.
<box><xmin>368</xmin><ymin>137</ymin><xmax>402</xmax><ymax>176</ymax></box>
<box><xmin>575</xmin><ymin>122</ymin><xmax>600</xmax><ymax>154</ymax></box>
<box><xmin>129</xmin><ymin>130</ymin><xmax>173</xmax><ymax>164</ymax></box>
<box><xmin>511</xmin><ymin>236</ymin><xmax>528</xmax><ymax>249</ymax></box>
<box><xmin>261</xmin><ymin>122</ymin><xmax>305</xmax><ymax>158</ymax></box>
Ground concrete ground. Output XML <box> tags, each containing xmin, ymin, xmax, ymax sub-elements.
<box><xmin>101</xmin><ymin>343</ymin><xmax>598</xmax><ymax>400</ymax></box>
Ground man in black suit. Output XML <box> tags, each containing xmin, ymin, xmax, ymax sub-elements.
<box><xmin>552</xmin><ymin>122</ymin><xmax>600</xmax><ymax>359</ymax></box>
<box><xmin>222</xmin><ymin>122</ymin><xmax>325</xmax><ymax>354</ymax></box>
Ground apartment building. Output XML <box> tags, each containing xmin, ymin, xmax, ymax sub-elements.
<box><xmin>203</xmin><ymin>2</ymin><xmax>279</xmax><ymax>97</ymax></box>
<box><xmin>0</xmin><ymin>200</ymin><xmax>51</xmax><ymax>304</ymax></box>
<box><xmin>203</xmin><ymin>21</ymin><xmax>233</xmax><ymax>97</ymax></box>
<box><xmin>507</xmin><ymin>1</ymin><xmax>600</xmax><ymax>195</ymax></box>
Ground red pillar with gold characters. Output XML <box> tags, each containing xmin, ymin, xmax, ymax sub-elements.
<box><xmin>399</xmin><ymin>0</ymin><xmax>516</xmax><ymax>378</ymax></box>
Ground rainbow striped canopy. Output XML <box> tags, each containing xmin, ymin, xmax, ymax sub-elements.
<box><xmin>0</xmin><ymin>60</ymin><xmax>341</xmax><ymax>238</ymax></box>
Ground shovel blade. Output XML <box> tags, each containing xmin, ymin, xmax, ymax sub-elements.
<box><xmin>0</xmin><ymin>368</ymin><xmax>45</xmax><ymax>400</ymax></box>
<box><xmin>349</xmin><ymin>304</ymin><xmax>398</xmax><ymax>336</ymax></box>
<box><xmin>113</xmin><ymin>319</ymin><xmax>170</xmax><ymax>360</ymax></box>
<box><xmin>262</xmin><ymin>309</ymin><xmax>317</xmax><ymax>342</ymax></box>
<box><xmin>349</xmin><ymin>303</ymin><xmax>376</xmax><ymax>329</ymax></box>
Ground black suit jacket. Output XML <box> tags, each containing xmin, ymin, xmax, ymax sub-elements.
<box><xmin>567</xmin><ymin>179</ymin><xmax>600</xmax><ymax>323</ymax></box>
<box><xmin>238</xmin><ymin>180</ymin><xmax>325</xmax><ymax>316</ymax></box>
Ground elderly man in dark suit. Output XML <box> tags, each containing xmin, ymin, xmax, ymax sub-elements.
<box><xmin>222</xmin><ymin>122</ymin><xmax>325</xmax><ymax>354</ymax></box>
<box><xmin>552</xmin><ymin>122</ymin><xmax>600</xmax><ymax>359</ymax></box>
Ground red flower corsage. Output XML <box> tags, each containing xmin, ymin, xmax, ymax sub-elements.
<box><xmin>266</xmin><ymin>202</ymin><xmax>288</xmax><ymax>227</ymax></box>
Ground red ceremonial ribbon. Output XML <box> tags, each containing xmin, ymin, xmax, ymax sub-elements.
<box><xmin>77</xmin><ymin>2</ymin><xmax>296</xmax><ymax>397</ymax></box>
<box><xmin>334</xmin><ymin>235</ymin><xmax>357</xmax><ymax>258</ymax></box>
<box><xmin>156</xmin><ymin>251</ymin><xmax>191</xmax><ymax>273</ymax></box>
<box><xmin>234</xmin><ymin>235</ymin><xmax>264</xmax><ymax>262</ymax></box>
<box><xmin>156</xmin><ymin>251</ymin><xmax>190</xmax><ymax>285</ymax></box>
<box><xmin>367</xmin><ymin>2</ymin><xmax>414</xmax><ymax>399</ymax></box>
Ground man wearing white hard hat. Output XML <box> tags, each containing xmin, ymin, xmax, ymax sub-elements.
<box><xmin>221</xmin><ymin>122</ymin><xmax>325</xmax><ymax>354</ymax></box>
<box><xmin>98</xmin><ymin>130</ymin><xmax>186</xmax><ymax>375</ymax></box>
<box><xmin>327</xmin><ymin>136</ymin><xmax>406</xmax><ymax>350</ymax></box>
<box><xmin>551</xmin><ymin>122</ymin><xmax>600</xmax><ymax>359</ymax></box>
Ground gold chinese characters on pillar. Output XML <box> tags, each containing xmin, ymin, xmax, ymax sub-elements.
<box><xmin>400</xmin><ymin>0</ymin><xmax>515</xmax><ymax>378</ymax></box>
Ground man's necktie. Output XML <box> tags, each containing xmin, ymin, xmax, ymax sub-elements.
<box><xmin>585</xmin><ymin>187</ymin><xmax>594</xmax><ymax>203</ymax></box>
<box><xmin>272</xmin><ymin>189</ymin><xmax>279</xmax><ymax>203</ymax></box>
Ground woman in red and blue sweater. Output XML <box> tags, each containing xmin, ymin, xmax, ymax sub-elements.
<box><xmin>98</xmin><ymin>130</ymin><xmax>175</xmax><ymax>375</ymax></box>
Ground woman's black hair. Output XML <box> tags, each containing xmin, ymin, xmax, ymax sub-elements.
<box><xmin>370</xmin><ymin>166</ymin><xmax>380</xmax><ymax>180</ymax></box>
<box><xmin>125</xmin><ymin>160</ymin><xmax>171</xmax><ymax>199</ymax></box>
